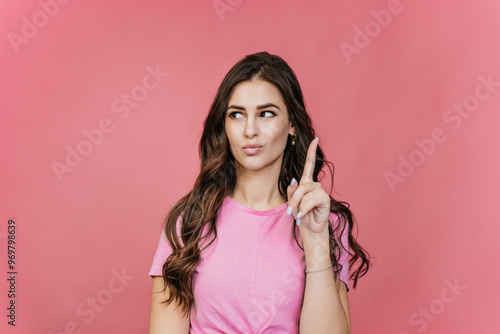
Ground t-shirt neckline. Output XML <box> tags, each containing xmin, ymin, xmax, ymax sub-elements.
<box><xmin>224</xmin><ymin>196</ymin><xmax>288</xmax><ymax>216</ymax></box>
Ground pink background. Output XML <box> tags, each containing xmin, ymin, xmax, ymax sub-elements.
<box><xmin>2</xmin><ymin>0</ymin><xmax>499</xmax><ymax>333</ymax></box>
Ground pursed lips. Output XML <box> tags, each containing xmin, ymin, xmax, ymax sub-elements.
<box><xmin>242</xmin><ymin>144</ymin><xmax>263</xmax><ymax>155</ymax></box>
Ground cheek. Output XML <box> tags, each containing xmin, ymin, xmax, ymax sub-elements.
<box><xmin>225</xmin><ymin>124</ymin><xmax>238</xmax><ymax>151</ymax></box>
<box><xmin>261</xmin><ymin>122</ymin><xmax>288</xmax><ymax>142</ymax></box>
<box><xmin>224</xmin><ymin>123</ymin><xmax>232</xmax><ymax>140</ymax></box>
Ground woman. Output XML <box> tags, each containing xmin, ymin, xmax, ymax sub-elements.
<box><xmin>149</xmin><ymin>51</ymin><xmax>370</xmax><ymax>333</ymax></box>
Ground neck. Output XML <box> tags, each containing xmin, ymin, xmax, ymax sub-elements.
<box><xmin>230</xmin><ymin>161</ymin><xmax>286</xmax><ymax>211</ymax></box>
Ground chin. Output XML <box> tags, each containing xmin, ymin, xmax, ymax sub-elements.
<box><xmin>238</xmin><ymin>162</ymin><xmax>264</xmax><ymax>171</ymax></box>
<box><xmin>236</xmin><ymin>156</ymin><xmax>277</xmax><ymax>172</ymax></box>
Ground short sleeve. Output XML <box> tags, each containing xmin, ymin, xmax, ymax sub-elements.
<box><xmin>148</xmin><ymin>215</ymin><xmax>183</xmax><ymax>277</ymax></box>
<box><xmin>330</xmin><ymin>212</ymin><xmax>350</xmax><ymax>292</ymax></box>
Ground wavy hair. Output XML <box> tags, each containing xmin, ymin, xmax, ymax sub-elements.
<box><xmin>159</xmin><ymin>51</ymin><xmax>371</xmax><ymax>317</ymax></box>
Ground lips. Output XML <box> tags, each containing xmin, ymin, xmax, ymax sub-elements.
<box><xmin>242</xmin><ymin>147</ymin><xmax>262</xmax><ymax>155</ymax></box>
<box><xmin>243</xmin><ymin>144</ymin><xmax>262</xmax><ymax>148</ymax></box>
<box><xmin>242</xmin><ymin>143</ymin><xmax>263</xmax><ymax>155</ymax></box>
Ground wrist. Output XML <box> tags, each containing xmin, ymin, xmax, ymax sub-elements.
<box><xmin>301</xmin><ymin>224</ymin><xmax>329</xmax><ymax>245</ymax></box>
<box><xmin>302</xmin><ymin>227</ymin><xmax>331</xmax><ymax>272</ymax></box>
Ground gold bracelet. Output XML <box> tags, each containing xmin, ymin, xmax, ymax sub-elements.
<box><xmin>305</xmin><ymin>264</ymin><xmax>332</xmax><ymax>274</ymax></box>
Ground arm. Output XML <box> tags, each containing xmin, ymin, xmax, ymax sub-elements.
<box><xmin>149</xmin><ymin>276</ymin><xmax>190</xmax><ymax>334</ymax></box>
<box><xmin>286</xmin><ymin>137</ymin><xmax>351</xmax><ymax>333</ymax></box>
<box><xmin>299</xmin><ymin>230</ymin><xmax>351</xmax><ymax>334</ymax></box>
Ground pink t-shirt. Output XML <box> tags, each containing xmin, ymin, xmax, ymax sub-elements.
<box><xmin>149</xmin><ymin>195</ymin><xmax>350</xmax><ymax>333</ymax></box>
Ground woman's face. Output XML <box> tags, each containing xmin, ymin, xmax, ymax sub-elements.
<box><xmin>225</xmin><ymin>79</ymin><xmax>295</xmax><ymax>174</ymax></box>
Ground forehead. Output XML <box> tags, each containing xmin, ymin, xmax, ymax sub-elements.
<box><xmin>228</xmin><ymin>79</ymin><xmax>285</xmax><ymax>107</ymax></box>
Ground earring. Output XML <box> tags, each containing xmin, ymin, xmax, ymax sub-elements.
<box><xmin>291</xmin><ymin>134</ymin><xmax>296</xmax><ymax>146</ymax></box>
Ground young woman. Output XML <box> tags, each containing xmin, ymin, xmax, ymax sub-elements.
<box><xmin>149</xmin><ymin>51</ymin><xmax>370</xmax><ymax>334</ymax></box>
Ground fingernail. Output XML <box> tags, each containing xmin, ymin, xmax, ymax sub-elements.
<box><xmin>297</xmin><ymin>212</ymin><xmax>302</xmax><ymax>219</ymax></box>
<box><xmin>290</xmin><ymin>178</ymin><xmax>296</xmax><ymax>187</ymax></box>
<box><xmin>296</xmin><ymin>218</ymin><xmax>301</xmax><ymax>226</ymax></box>
<box><xmin>287</xmin><ymin>206</ymin><xmax>292</xmax><ymax>215</ymax></box>
<box><xmin>315</xmin><ymin>137</ymin><xmax>319</xmax><ymax>142</ymax></box>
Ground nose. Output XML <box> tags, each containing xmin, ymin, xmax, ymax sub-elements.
<box><xmin>244</xmin><ymin>116</ymin><xmax>258</xmax><ymax>138</ymax></box>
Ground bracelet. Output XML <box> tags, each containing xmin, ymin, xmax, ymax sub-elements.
<box><xmin>305</xmin><ymin>264</ymin><xmax>332</xmax><ymax>274</ymax></box>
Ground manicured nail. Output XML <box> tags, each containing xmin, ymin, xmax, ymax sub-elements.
<box><xmin>287</xmin><ymin>206</ymin><xmax>292</xmax><ymax>215</ymax></box>
<box><xmin>296</xmin><ymin>218</ymin><xmax>301</xmax><ymax>226</ymax></box>
<box><xmin>297</xmin><ymin>212</ymin><xmax>302</xmax><ymax>219</ymax></box>
<box><xmin>290</xmin><ymin>178</ymin><xmax>296</xmax><ymax>187</ymax></box>
<box><xmin>315</xmin><ymin>137</ymin><xmax>319</xmax><ymax>142</ymax></box>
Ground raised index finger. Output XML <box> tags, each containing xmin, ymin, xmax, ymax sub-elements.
<box><xmin>301</xmin><ymin>137</ymin><xmax>319</xmax><ymax>183</ymax></box>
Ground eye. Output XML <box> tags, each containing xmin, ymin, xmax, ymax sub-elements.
<box><xmin>228</xmin><ymin>111</ymin><xmax>243</xmax><ymax>119</ymax></box>
<box><xmin>260</xmin><ymin>111</ymin><xmax>277</xmax><ymax>117</ymax></box>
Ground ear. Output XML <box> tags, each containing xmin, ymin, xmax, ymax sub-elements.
<box><xmin>289</xmin><ymin>123</ymin><xmax>295</xmax><ymax>136</ymax></box>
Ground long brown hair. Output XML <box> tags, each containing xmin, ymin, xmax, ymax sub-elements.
<box><xmin>159</xmin><ymin>51</ymin><xmax>371</xmax><ymax>317</ymax></box>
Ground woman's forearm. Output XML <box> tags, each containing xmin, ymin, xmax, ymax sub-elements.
<box><xmin>299</xmin><ymin>229</ymin><xmax>350</xmax><ymax>334</ymax></box>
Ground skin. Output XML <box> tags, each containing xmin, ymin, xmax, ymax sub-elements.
<box><xmin>286</xmin><ymin>132</ymin><xmax>351</xmax><ymax>333</ymax></box>
<box><xmin>225</xmin><ymin>78</ymin><xmax>295</xmax><ymax>210</ymax></box>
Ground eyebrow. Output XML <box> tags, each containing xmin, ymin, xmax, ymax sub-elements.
<box><xmin>226</xmin><ymin>103</ymin><xmax>281</xmax><ymax>111</ymax></box>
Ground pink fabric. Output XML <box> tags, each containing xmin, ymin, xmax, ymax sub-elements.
<box><xmin>149</xmin><ymin>196</ymin><xmax>350</xmax><ymax>333</ymax></box>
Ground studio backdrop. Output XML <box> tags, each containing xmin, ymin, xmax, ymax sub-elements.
<box><xmin>2</xmin><ymin>0</ymin><xmax>499</xmax><ymax>333</ymax></box>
